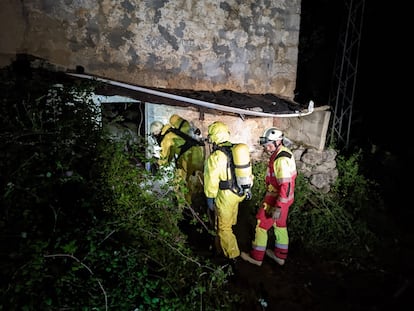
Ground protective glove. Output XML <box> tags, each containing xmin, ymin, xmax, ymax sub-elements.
<box><xmin>265</xmin><ymin>206</ymin><xmax>281</xmax><ymax>220</ymax></box>
<box><xmin>206</xmin><ymin>197</ymin><xmax>215</xmax><ymax>211</ymax></box>
<box><xmin>272</xmin><ymin>207</ymin><xmax>281</xmax><ymax>220</ymax></box>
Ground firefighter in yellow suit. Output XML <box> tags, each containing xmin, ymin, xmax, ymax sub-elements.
<box><xmin>158</xmin><ymin>114</ymin><xmax>205</xmax><ymax>204</ymax></box>
<box><xmin>204</xmin><ymin>121</ymin><xmax>246</xmax><ymax>260</ymax></box>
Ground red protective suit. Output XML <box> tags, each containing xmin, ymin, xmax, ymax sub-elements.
<box><xmin>250</xmin><ymin>144</ymin><xmax>297</xmax><ymax>262</ymax></box>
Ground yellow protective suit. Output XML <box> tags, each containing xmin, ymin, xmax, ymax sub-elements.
<box><xmin>204</xmin><ymin>121</ymin><xmax>246</xmax><ymax>259</ymax></box>
<box><xmin>158</xmin><ymin>115</ymin><xmax>205</xmax><ymax>204</ymax></box>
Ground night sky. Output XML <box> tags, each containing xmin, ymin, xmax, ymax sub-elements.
<box><xmin>295</xmin><ymin>0</ymin><xmax>409</xmax><ymax>156</ymax></box>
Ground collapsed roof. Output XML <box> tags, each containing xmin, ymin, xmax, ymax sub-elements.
<box><xmin>4</xmin><ymin>53</ymin><xmax>314</xmax><ymax>119</ymax></box>
<box><xmin>67</xmin><ymin>72</ymin><xmax>314</xmax><ymax>119</ymax></box>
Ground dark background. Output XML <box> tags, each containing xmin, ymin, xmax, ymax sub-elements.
<box><xmin>295</xmin><ymin>0</ymin><xmax>409</xmax><ymax>156</ymax></box>
<box><xmin>295</xmin><ymin>0</ymin><xmax>411</xmax><ymax>224</ymax></box>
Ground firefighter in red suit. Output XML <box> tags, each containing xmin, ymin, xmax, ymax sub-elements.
<box><xmin>241</xmin><ymin>128</ymin><xmax>297</xmax><ymax>266</ymax></box>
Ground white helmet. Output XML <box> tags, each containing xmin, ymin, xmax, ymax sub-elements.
<box><xmin>150</xmin><ymin>121</ymin><xmax>164</xmax><ymax>135</ymax></box>
<box><xmin>259</xmin><ymin>127</ymin><xmax>284</xmax><ymax>145</ymax></box>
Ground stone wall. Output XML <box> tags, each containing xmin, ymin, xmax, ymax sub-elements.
<box><xmin>0</xmin><ymin>0</ymin><xmax>301</xmax><ymax>98</ymax></box>
<box><xmin>293</xmin><ymin>147</ymin><xmax>338</xmax><ymax>193</ymax></box>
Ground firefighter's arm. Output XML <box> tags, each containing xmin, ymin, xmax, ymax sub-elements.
<box><xmin>274</xmin><ymin>157</ymin><xmax>293</xmax><ymax>206</ymax></box>
<box><xmin>204</xmin><ymin>152</ymin><xmax>221</xmax><ymax>203</ymax></box>
<box><xmin>159</xmin><ymin>137</ymin><xmax>172</xmax><ymax>166</ymax></box>
<box><xmin>277</xmin><ymin>181</ymin><xmax>291</xmax><ymax>203</ymax></box>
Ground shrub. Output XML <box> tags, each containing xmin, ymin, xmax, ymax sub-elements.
<box><xmin>0</xmin><ymin>65</ymin><xmax>238</xmax><ymax>310</ymax></box>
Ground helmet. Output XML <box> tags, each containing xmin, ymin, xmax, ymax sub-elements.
<box><xmin>150</xmin><ymin>121</ymin><xmax>164</xmax><ymax>135</ymax></box>
<box><xmin>169</xmin><ymin>114</ymin><xmax>191</xmax><ymax>134</ymax></box>
<box><xmin>259</xmin><ymin>127</ymin><xmax>283</xmax><ymax>145</ymax></box>
<box><xmin>208</xmin><ymin>121</ymin><xmax>230</xmax><ymax>144</ymax></box>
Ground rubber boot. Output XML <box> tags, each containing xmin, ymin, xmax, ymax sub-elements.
<box><xmin>240</xmin><ymin>252</ymin><xmax>262</xmax><ymax>266</ymax></box>
<box><xmin>265</xmin><ymin>249</ymin><xmax>285</xmax><ymax>266</ymax></box>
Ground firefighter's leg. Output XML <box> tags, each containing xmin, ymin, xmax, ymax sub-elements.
<box><xmin>247</xmin><ymin>207</ymin><xmax>271</xmax><ymax>260</ymax></box>
<box><xmin>212</xmin><ymin>211</ymin><xmax>222</xmax><ymax>255</ymax></box>
<box><xmin>215</xmin><ymin>199</ymin><xmax>240</xmax><ymax>259</ymax></box>
<box><xmin>269</xmin><ymin>225</ymin><xmax>288</xmax><ymax>261</ymax></box>
<box><xmin>271</xmin><ymin>205</ymin><xmax>290</xmax><ymax>260</ymax></box>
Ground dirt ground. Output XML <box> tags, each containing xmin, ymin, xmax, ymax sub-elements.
<box><xmin>187</xmin><ymin>197</ymin><xmax>414</xmax><ymax>311</ymax></box>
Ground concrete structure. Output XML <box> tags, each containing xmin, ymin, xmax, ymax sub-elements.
<box><xmin>0</xmin><ymin>0</ymin><xmax>331</xmax><ymax>150</ymax></box>
<box><xmin>0</xmin><ymin>0</ymin><xmax>300</xmax><ymax>97</ymax></box>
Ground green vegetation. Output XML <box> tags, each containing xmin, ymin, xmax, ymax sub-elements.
<box><xmin>0</xmin><ymin>64</ymin><xmax>386</xmax><ymax>309</ymax></box>
<box><xmin>0</xmin><ymin>67</ymin><xmax>236</xmax><ymax>310</ymax></box>
<box><xmin>247</xmin><ymin>152</ymin><xmax>383</xmax><ymax>265</ymax></box>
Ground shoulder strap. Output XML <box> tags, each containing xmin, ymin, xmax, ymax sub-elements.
<box><xmin>216</xmin><ymin>144</ymin><xmax>239</xmax><ymax>194</ymax></box>
<box><xmin>275</xmin><ymin>150</ymin><xmax>292</xmax><ymax>160</ymax></box>
<box><xmin>162</xmin><ymin>127</ymin><xmax>205</xmax><ymax>163</ymax></box>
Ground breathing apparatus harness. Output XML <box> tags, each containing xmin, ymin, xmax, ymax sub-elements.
<box><xmin>212</xmin><ymin>142</ymin><xmax>252</xmax><ymax>200</ymax></box>
<box><xmin>160</xmin><ymin>118</ymin><xmax>204</xmax><ymax>165</ymax></box>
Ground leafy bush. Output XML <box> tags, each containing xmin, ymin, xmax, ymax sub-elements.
<box><xmin>0</xmin><ymin>64</ymin><xmax>238</xmax><ymax>310</ymax></box>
